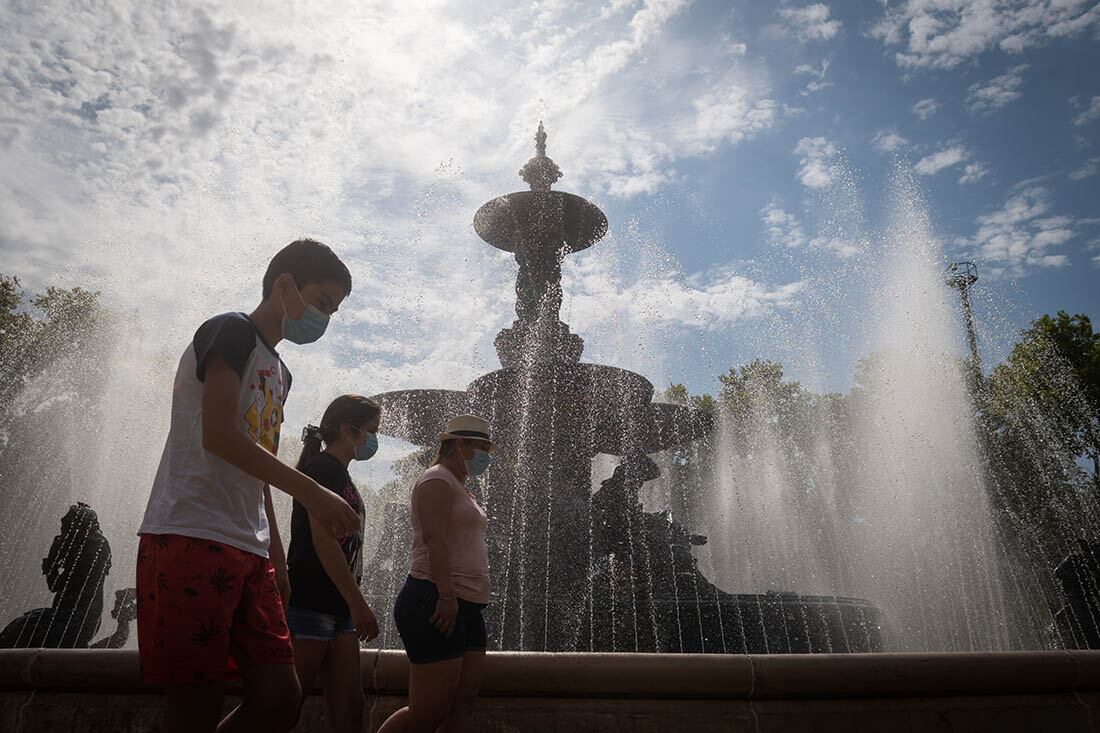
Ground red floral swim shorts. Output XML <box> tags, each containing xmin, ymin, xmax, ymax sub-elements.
<box><xmin>136</xmin><ymin>533</ymin><xmax>293</xmax><ymax>684</ymax></box>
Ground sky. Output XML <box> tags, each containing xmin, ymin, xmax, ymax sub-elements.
<box><xmin>2</xmin><ymin>0</ymin><xmax>1100</xmax><ymax>482</ymax></box>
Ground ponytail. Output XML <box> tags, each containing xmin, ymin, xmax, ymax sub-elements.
<box><xmin>296</xmin><ymin>394</ymin><xmax>382</xmax><ymax>470</ymax></box>
<box><xmin>296</xmin><ymin>424</ymin><xmax>326</xmax><ymax>470</ymax></box>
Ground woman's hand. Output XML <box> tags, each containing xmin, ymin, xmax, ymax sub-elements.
<box><xmin>351</xmin><ymin>596</ymin><xmax>379</xmax><ymax>642</ymax></box>
<box><xmin>431</xmin><ymin>596</ymin><xmax>459</xmax><ymax>637</ymax></box>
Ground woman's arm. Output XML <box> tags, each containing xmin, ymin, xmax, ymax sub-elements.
<box><xmin>414</xmin><ymin>478</ymin><xmax>459</xmax><ymax>635</ymax></box>
<box><xmin>415</xmin><ymin>479</ymin><xmax>457</xmax><ymax>598</ymax></box>
<box><xmin>308</xmin><ymin>515</ymin><xmax>362</xmax><ymax>606</ymax></box>
<box><xmin>308</xmin><ymin>514</ymin><xmax>378</xmax><ymax>640</ymax></box>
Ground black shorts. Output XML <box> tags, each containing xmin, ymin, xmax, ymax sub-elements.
<box><xmin>393</xmin><ymin>576</ymin><xmax>488</xmax><ymax>664</ymax></box>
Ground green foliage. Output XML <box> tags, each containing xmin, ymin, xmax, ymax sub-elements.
<box><xmin>0</xmin><ymin>274</ymin><xmax>103</xmax><ymax>422</ymax></box>
<box><xmin>657</xmin><ymin>314</ymin><xmax>1099</xmax><ymax>557</ymax></box>
<box><xmin>660</xmin><ymin>383</ymin><xmax>714</xmax><ymax>413</ymax></box>
<box><xmin>1024</xmin><ymin>312</ymin><xmax>1100</xmax><ymax>407</ymax></box>
<box><xmin>986</xmin><ymin>311</ymin><xmax>1100</xmax><ymax>498</ymax></box>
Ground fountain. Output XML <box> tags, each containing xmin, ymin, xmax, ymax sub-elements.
<box><xmin>5</xmin><ymin>125</ymin><xmax>1100</xmax><ymax>733</ymax></box>
<box><xmin>363</xmin><ymin>124</ymin><xmax>884</xmax><ymax>653</ymax></box>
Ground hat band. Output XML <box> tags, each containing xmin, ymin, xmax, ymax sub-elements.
<box><xmin>449</xmin><ymin>429</ymin><xmax>490</xmax><ymax>440</ymax></box>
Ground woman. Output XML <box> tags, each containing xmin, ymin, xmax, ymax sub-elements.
<box><xmin>378</xmin><ymin>414</ymin><xmax>496</xmax><ymax>733</ymax></box>
<box><xmin>286</xmin><ymin>394</ymin><xmax>382</xmax><ymax>733</ymax></box>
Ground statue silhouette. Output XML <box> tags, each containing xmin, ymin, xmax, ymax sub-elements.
<box><xmin>90</xmin><ymin>588</ymin><xmax>137</xmax><ymax>649</ymax></box>
<box><xmin>0</xmin><ymin>502</ymin><xmax>113</xmax><ymax>648</ymax></box>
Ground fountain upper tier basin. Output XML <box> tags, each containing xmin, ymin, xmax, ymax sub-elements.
<box><xmin>474</xmin><ymin>190</ymin><xmax>608</xmax><ymax>253</ymax></box>
<box><xmin>371</xmin><ymin>362</ymin><xmax>711</xmax><ymax>456</ymax></box>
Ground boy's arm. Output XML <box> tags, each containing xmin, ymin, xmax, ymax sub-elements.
<box><xmin>264</xmin><ymin>486</ymin><xmax>290</xmax><ymax>607</ymax></box>
<box><xmin>201</xmin><ymin>355</ymin><xmax>359</xmax><ymax>539</ymax></box>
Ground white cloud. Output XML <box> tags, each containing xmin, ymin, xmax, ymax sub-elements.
<box><xmin>760</xmin><ymin>200</ymin><xmax>808</xmax><ymax>249</ymax></box>
<box><xmin>794</xmin><ymin>60</ymin><xmax>829</xmax><ymax>78</ymax></box>
<box><xmin>915</xmin><ymin>145</ymin><xmax>970</xmax><ymax>175</ymax></box>
<box><xmin>1069</xmin><ymin>156</ymin><xmax>1100</xmax><ymax>181</ymax></box>
<box><xmin>957</xmin><ymin>186</ymin><xmax>1081</xmax><ymax>277</ymax></box>
<box><xmin>760</xmin><ymin>200</ymin><xmax>858</xmax><ymax>257</ymax></box>
<box><xmin>793</xmin><ymin>59</ymin><xmax>833</xmax><ymax>96</ymax></box>
<box><xmin>793</xmin><ymin>136</ymin><xmax>840</xmax><ymax>189</ymax></box>
<box><xmin>778</xmin><ymin>4</ymin><xmax>842</xmax><ymax>41</ymax></box>
<box><xmin>912</xmin><ymin>98</ymin><xmax>939</xmax><ymax>120</ymax></box>
<box><xmin>563</xmin><ymin>239</ymin><xmax>805</xmax><ymax>335</ymax></box>
<box><xmin>800</xmin><ymin>80</ymin><xmax>835</xmax><ymax>96</ymax></box>
<box><xmin>966</xmin><ymin>64</ymin><xmax>1028</xmax><ymax>114</ymax></box>
<box><xmin>1073</xmin><ymin>96</ymin><xmax>1100</xmax><ymax>126</ymax></box>
<box><xmin>0</xmin><ymin>0</ymin><xmax>787</xmax><ymax>505</ymax></box>
<box><xmin>870</xmin><ymin>0</ymin><xmax>1100</xmax><ymax>69</ymax></box>
<box><xmin>959</xmin><ymin>162</ymin><xmax>989</xmax><ymax>184</ymax></box>
<box><xmin>676</xmin><ymin>83</ymin><xmax>778</xmax><ymax>157</ymax></box>
<box><xmin>871</xmin><ymin>129</ymin><xmax>909</xmax><ymax>153</ymax></box>
<box><xmin>1089</xmin><ymin>239</ymin><xmax>1100</xmax><ymax>267</ymax></box>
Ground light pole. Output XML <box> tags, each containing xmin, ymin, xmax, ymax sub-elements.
<box><xmin>946</xmin><ymin>261</ymin><xmax>981</xmax><ymax>377</ymax></box>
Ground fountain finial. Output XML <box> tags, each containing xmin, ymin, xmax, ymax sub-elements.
<box><xmin>519</xmin><ymin>120</ymin><xmax>562</xmax><ymax>191</ymax></box>
<box><xmin>535</xmin><ymin>121</ymin><xmax>548</xmax><ymax>157</ymax></box>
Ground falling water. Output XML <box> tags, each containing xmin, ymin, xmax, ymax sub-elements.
<box><xmin>846</xmin><ymin>169</ymin><xmax>1010</xmax><ymax>650</ymax></box>
<box><xmin>4</xmin><ymin>139</ymin><xmax>1098</xmax><ymax>656</ymax></box>
<box><xmin>695</xmin><ymin>167</ymin><xmax>1045</xmax><ymax>651</ymax></box>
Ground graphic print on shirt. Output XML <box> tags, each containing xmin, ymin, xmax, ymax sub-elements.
<box><xmin>244</xmin><ymin>369</ymin><xmax>285</xmax><ymax>454</ymax></box>
<box><xmin>337</xmin><ymin>475</ymin><xmax>365</xmax><ymax>580</ymax></box>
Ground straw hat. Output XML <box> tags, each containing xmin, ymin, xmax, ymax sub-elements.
<box><xmin>437</xmin><ymin>414</ymin><xmax>497</xmax><ymax>451</ymax></box>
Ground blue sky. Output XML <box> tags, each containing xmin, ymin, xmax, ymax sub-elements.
<box><xmin>2</xmin><ymin>1</ymin><xmax>1099</xmax><ymax>471</ymax></box>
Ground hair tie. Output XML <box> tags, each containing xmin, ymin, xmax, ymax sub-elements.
<box><xmin>301</xmin><ymin>424</ymin><xmax>323</xmax><ymax>442</ymax></box>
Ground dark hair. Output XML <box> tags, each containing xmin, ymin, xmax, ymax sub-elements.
<box><xmin>263</xmin><ymin>238</ymin><xmax>352</xmax><ymax>300</ymax></box>
<box><xmin>297</xmin><ymin>394</ymin><xmax>382</xmax><ymax>469</ymax></box>
<box><xmin>432</xmin><ymin>439</ymin><xmax>458</xmax><ymax>466</ymax></box>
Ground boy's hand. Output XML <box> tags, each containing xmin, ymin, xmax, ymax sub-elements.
<box><xmin>351</xmin><ymin>597</ymin><xmax>379</xmax><ymax>642</ymax></box>
<box><xmin>303</xmin><ymin>480</ymin><xmax>360</xmax><ymax>539</ymax></box>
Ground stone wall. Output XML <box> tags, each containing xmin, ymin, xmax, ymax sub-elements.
<box><xmin>2</xmin><ymin>649</ymin><xmax>1099</xmax><ymax>732</ymax></box>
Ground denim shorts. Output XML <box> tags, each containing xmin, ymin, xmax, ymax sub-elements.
<box><xmin>393</xmin><ymin>576</ymin><xmax>488</xmax><ymax>664</ymax></box>
<box><xmin>285</xmin><ymin>605</ymin><xmax>356</xmax><ymax>641</ymax></box>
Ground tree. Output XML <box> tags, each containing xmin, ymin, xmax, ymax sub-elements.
<box><xmin>660</xmin><ymin>383</ymin><xmax>715</xmax><ymax>414</ymax></box>
<box><xmin>0</xmin><ymin>275</ymin><xmax>102</xmax><ymax>425</ymax></box>
<box><xmin>987</xmin><ymin>311</ymin><xmax>1100</xmax><ymax>496</ymax></box>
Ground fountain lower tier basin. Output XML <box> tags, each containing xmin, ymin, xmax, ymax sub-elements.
<box><xmin>372</xmin><ymin>363</ymin><xmax>712</xmax><ymax>455</ymax></box>
<box><xmin>575</xmin><ymin>593</ymin><xmax>885</xmax><ymax>654</ymax></box>
<box><xmin>3</xmin><ymin>650</ymin><xmax>1098</xmax><ymax>731</ymax></box>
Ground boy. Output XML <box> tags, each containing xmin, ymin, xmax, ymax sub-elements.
<box><xmin>137</xmin><ymin>239</ymin><xmax>361</xmax><ymax>733</ymax></box>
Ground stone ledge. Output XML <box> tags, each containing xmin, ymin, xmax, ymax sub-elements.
<box><xmin>2</xmin><ymin>649</ymin><xmax>1099</xmax><ymax>700</ymax></box>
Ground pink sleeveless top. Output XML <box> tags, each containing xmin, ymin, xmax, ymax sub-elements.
<box><xmin>409</xmin><ymin>465</ymin><xmax>490</xmax><ymax>604</ymax></box>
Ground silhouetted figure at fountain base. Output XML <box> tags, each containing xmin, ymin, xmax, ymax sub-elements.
<box><xmin>1053</xmin><ymin>539</ymin><xmax>1100</xmax><ymax>649</ymax></box>
<box><xmin>0</xmin><ymin>502</ymin><xmax>112</xmax><ymax>649</ymax></box>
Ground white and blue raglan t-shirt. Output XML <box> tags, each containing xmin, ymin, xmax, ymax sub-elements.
<box><xmin>139</xmin><ymin>313</ymin><xmax>292</xmax><ymax>557</ymax></box>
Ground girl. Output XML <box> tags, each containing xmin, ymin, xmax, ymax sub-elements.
<box><xmin>378</xmin><ymin>414</ymin><xmax>496</xmax><ymax>733</ymax></box>
<box><xmin>286</xmin><ymin>394</ymin><xmax>382</xmax><ymax>733</ymax></box>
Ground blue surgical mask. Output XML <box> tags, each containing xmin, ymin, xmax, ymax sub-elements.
<box><xmin>281</xmin><ymin>285</ymin><xmax>330</xmax><ymax>344</ymax></box>
<box><xmin>465</xmin><ymin>448</ymin><xmax>492</xmax><ymax>477</ymax></box>
<box><xmin>355</xmin><ymin>431</ymin><xmax>379</xmax><ymax>462</ymax></box>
